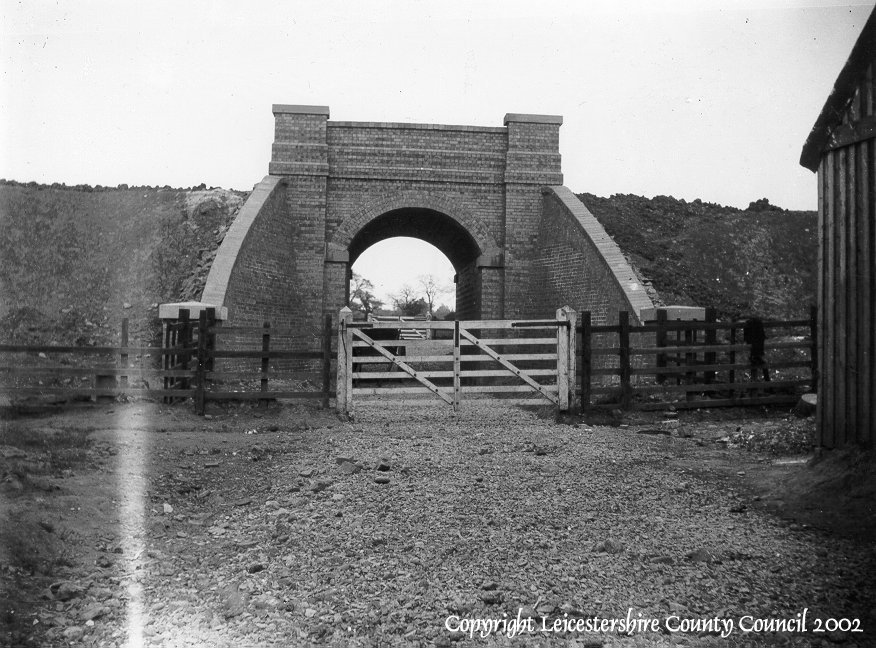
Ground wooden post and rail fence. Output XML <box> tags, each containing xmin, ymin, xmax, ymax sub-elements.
<box><xmin>1</xmin><ymin>306</ymin><xmax>816</xmax><ymax>415</ymax></box>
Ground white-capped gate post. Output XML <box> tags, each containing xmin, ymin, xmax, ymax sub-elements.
<box><xmin>337</xmin><ymin>307</ymin><xmax>353</xmax><ymax>415</ymax></box>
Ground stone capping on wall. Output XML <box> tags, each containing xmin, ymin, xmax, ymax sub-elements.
<box><xmin>544</xmin><ymin>186</ymin><xmax>654</xmax><ymax>321</ymax></box>
<box><xmin>503</xmin><ymin>113</ymin><xmax>563</xmax><ymax>125</ymax></box>
<box><xmin>328</xmin><ymin>121</ymin><xmax>507</xmax><ymax>133</ymax></box>
<box><xmin>272</xmin><ymin>104</ymin><xmax>330</xmax><ymax>116</ymax></box>
<box><xmin>200</xmin><ymin>175</ymin><xmax>285</xmax><ymax>309</ymax></box>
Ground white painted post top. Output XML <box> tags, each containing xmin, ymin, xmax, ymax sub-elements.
<box><xmin>158</xmin><ymin>301</ymin><xmax>228</xmax><ymax>320</ymax></box>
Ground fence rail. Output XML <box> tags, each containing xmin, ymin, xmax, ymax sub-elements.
<box><xmin>1</xmin><ymin>309</ymin><xmax>334</xmax><ymax>413</ymax></box>
<box><xmin>579</xmin><ymin>307</ymin><xmax>817</xmax><ymax>411</ymax></box>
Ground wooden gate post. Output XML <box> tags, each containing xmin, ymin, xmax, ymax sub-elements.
<box><xmin>557</xmin><ymin>306</ymin><xmax>576</xmax><ymax>412</ymax></box>
<box><xmin>452</xmin><ymin>320</ymin><xmax>461</xmax><ymax>412</ymax></box>
<box><xmin>337</xmin><ymin>307</ymin><xmax>353</xmax><ymax>415</ymax></box>
<box><xmin>556</xmin><ymin>307</ymin><xmax>572</xmax><ymax>412</ymax></box>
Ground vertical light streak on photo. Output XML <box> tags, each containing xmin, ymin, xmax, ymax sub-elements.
<box><xmin>114</xmin><ymin>405</ymin><xmax>150</xmax><ymax>648</ymax></box>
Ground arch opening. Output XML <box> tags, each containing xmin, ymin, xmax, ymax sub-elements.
<box><xmin>346</xmin><ymin>208</ymin><xmax>485</xmax><ymax>320</ymax></box>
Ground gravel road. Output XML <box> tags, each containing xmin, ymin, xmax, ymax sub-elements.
<box><xmin>3</xmin><ymin>400</ymin><xmax>873</xmax><ymax>648</ymax></box>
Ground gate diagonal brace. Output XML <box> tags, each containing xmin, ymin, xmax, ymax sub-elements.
<box><xmin>352</xmin><ymin>329</ymin><xmax>453</xmax><ymax>405</ymax></box>
<box><xmin>458</xmin><ymin>328</ymin><xmax>559</xmax><ymax>405</ymax></box>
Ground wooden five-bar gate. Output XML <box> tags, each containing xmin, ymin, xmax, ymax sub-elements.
<box><xmin>335</xmin><ymin>306</ymin><xmax>576</xmax><ymax>414</ymax></box>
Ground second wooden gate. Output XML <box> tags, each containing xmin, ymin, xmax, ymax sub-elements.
<box><xmin>336</xmin><ymin>307</ymin><xmax>575</xmax><ymax>413</ymax></box>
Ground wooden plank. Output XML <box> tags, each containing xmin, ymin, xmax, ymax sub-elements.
<box><xmin>352</xmin><ymin>329</ymin><xmax>452</xmax><ymax>405</ymax></box>
<box><xmin>205</xmin><ymin>391</ymin><xmax>329</xmax><ymax>400</ymax></box>
<box><xmin>353</xmin><ymin>353</ymin><xmax>556</xmax><ymax>364</ymax></box>
<box><xmin>458</xmin><ymin>328</ymin><xmax>558</xmax><ymax>405</ymax></box>
<box><xmin>630</xmin><ymin>344</ymin><xmax>747</xmax><ymax>355</ymax></box>
<box><xmin>870</xmin><ymin>138</ymin><xmax>876</xmax><ymax>444</ymax></box>
<box><xmin>352</xmin><ymin>368</ymin><xmax>557</xmax><ymax>380</ymax></box>
<box><xmin>0</xmin><ymin>367</ymin><xmax>195</xmax><ymax>378</ymax></box>
<box><xmin>628</xmin><ymin>361</ymin><xmax>812</xmax><ymax>376</ymax></box>
<box><xmin>452</xmin><ymin>321</ymin><xmax>461</xmax><ymax>411</ymax></box>
<box><xmin>837</xmin><ymin>147</ymin><xmax>849</xmax><ymax>444</ymax></box>
<box><xmin>456</xmin><ymin>385</ymin><xmax>558</xmax><ymax>394</ymax></box>
<box><xmin>634</xmin><ymin>394</ymin><xmax>801</xmax><ymax>411</ymax></box>
<box><xmin>353</xmin><ymin>386</ymin><xmax>451</xmax><ymax>395</ymax></box>
<box><xmin>825</xmin><ymin>114</ymin><xmax>876</xmax><ymax>151</ymax></box>
<box><xmin>208</xmin><ymin>350</ymin><xmax>324</xmax><ymax>359</ymax></box>
<box><xmin>848</xmin><ymin>145</ymin><xmax>859</xmax><ymax>439</ymax></box>
<box><xmin>2</xmin><ymin>387</ymin><xmax>195</xmax><ymax>397</ymax></box>
<box><xmin>857</xmin><ymin>139</ymin><xmax>872</xmax><ymax>443</ymax></box>
<box><xmin>823</xmin><ymin>153</ymin><xmax>835</xmax><ymax>445</ymax></box>
<box><xmin>631</xmin><ymin>379</ymin><xmax>810</xmax><ymax>394</ymax></box>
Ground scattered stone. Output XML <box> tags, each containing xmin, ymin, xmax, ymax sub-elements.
<box><xmin>479</xmin><ymin>591</ymin><xmax>502</xmax><ymax>605</ymax></box>
<box><xmin>62</xmin><ymin>626</ymin><xmax>84</xmax><ymax>641</ymax></box>
<box><xmin>81</xmin><ymin>604</ymin><xmax>107</xmax><ymax>621</ymax></box>
<box><xmin>335</xmin><ymin>455</ymin><xmax>355</xmax><ymax>464</ymax></box>
<box><xmin>593</xmin><ymin>539</ymin><xmax>624</xmax><ymax>554</ymax></box>
<box><xmin>220</xmin><ymin>583</ymin><xmax>246</xmax><ymax>618</ymax></box>
<box><xmin>247</xmin><ymin>563</ymin><xmax>265</xmax><ymax>574</ymax></box>
<box><xmin>339</xmin><ymin>461</ymin><xmax>362</xmax><ymax>474</ymax></box>
<box><xmin>204</xmin><ymin>461</ymin><xmax>220</xmax><ymax>468</ymax></box>
<box><xmin>299</xmin><ymin>467</ymin><xmax>315</xmax><ymax>478</ymax></box>
<box><xmin>376</xmin><ymin>458</ymin><xmax>391</xmax><ymax>472</ymax></box>
<box><xmin>685</xmin><ymin>548</ymin><xmax>719</xmax><ymax>563</ymax></box>
<box><xmin>331</xmin><ymin>493</ymin><xmax>344</xmax><ymax>501</ymax></box>
<box><xmin>310</xmin><ymin>480</ymin><xmax>331</xmax><ymax>493</ymax></box>
<box><xmin>729</xmin><ymin>503</ymin><xmax>747</xmax><ymax>514</ymax></box>
<box><xmin>252</xmin><ymin>594</ymin><xmax>281</xmax><ymax>610</ymax></box>
<box><xmin>163</xmin><ymin>503</ymin><xmax>173</xmax><ymax>514</ymax></box>
<box><xmin>374</xmin><ymin>475</ymin><xmax>390</xmax><ymax>484</ymax></box>
<box><xmin>95</xmin><ymin>555</ymin><xmax>113</xmax><ymax>568</ymax></box>
<box><xmin>51</xmin><ymin>581</ymin><xmax>83</xmax><ymax>601</ymax></box>
<box><xmin>534</xmin><ymin>446</ymin><xmax>548</xmax><ymax>456</ymax></box>
<box><xmin>651</xmin><ymin>555</ymin><xmax>675</xmax><ymax>565</ymax></box>
<box><xmin>232</xmin><ymin>497</ymin><xmax>252</xmax><ymax>507</ymax></box>
<box><xmin>481</xmin><ymin>581</ymin><xmax>499</xmax><ymax>591</ymax></box>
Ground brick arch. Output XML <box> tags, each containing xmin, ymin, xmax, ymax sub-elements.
<box><xmin>328</xmin><ymin>190</ymin><xmax>501</xmax><ymax>262</ymax></box>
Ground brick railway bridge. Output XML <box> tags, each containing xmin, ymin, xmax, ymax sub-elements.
<box><xmin>163</xmin><ymin>105</ymin><xmax>652</xmax><ymax>332</ymax></box>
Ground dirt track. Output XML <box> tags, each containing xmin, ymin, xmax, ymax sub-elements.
<box><xmin>1</xmin><ymin>400</ymin><xmax>874</xmax><ymax>648</ymax></box>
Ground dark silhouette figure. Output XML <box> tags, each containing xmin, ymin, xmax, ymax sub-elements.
<box><xmin>743</xmin><ymin>318</ymin><xmax>770</xmax><ymax>381</ymax></box>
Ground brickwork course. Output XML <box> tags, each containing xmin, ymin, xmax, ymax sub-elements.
<box><xmin>196</xmin><ymin>105</ymin><xmax>652</xmax><ymax>334</ymax></box>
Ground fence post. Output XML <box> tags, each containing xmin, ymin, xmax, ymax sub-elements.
<box><xmin>322</xmin><ymin>313</ymin><xmax>332</xmax><ymax>409</ymax></box>
<box><xmin>260</xmin><ymin>322</ymin><xmax>270</xmax><ymax>408</ymax></box>
<box><xmin>337</xmin><ymin>307</ymin><xmax>353</xmax><ymax>416</ymax></box>
<box><xmin>704</xmin><ymin>307</ymin><xmax>717</xmax><ymax>384</ymax></box>
<box><xmin>120</xmin><ymin>318</ymin><xmax>129</xmax><ymax>392</ymax></box>
<box><xmin>195</xmin><ymin>310</ymin><xmax>207</xmax><ymax>415</ymax></box>
<box><xmin>729</xmin><ymin>323</ymin><xmax>737</xmax><ymax>401</ymax></box>
<box><xmin>205</xmin><ymin>307</ymin><xmax>216</xmax><ymax>374</ymax></box>
<box><xmin>453</xmin><ymin>320</ymin><xmax>461</xmax><ymax>412</ymax></box>
<box><xmin>809</xmin><ymin>304</ymin><xmax>818</xmax><ymax>393</ymax></box>
<box><xmin>656</xmin><ymin>309</ymin><xmax>667</xmax><ymax>384</ymax></box>
<box><xmin>580</xmin><ymin>311</ymin><xmax>592</xmax><ymax>411</ymax></box>
<box><xmin>178</xmin><ymin>309</ymin><xmax>191</xmax><ymax>399</ymax></box>
<box><xmin>619</xmin><ymin>310</ymin><xmax>632</xmax><ymax>409</ymax></box>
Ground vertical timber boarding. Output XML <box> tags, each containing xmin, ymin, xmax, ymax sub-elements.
<box><xmin>812</xmin><ymin>59</ymin><xmax>876</xmax><ymax>448</ymax></box>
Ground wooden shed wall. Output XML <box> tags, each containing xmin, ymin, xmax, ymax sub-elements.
<box><xmin>817</xmin><ymin>62</ymin><xmax>876</xmax><ymax>447</ymax></box>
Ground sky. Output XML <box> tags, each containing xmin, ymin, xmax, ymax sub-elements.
<box><xmin>2</xmin><ymin>0</ymin><xmax>874</xmax><ymax>303</ymax></box>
